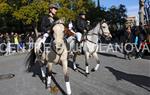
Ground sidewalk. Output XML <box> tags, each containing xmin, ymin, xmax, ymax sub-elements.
<box><xmin>1</xmin><ymin>50</ymin><xmax>29</xmax><ymax>57</ymax></box>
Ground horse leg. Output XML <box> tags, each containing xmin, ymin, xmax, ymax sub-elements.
<box><xmin>73</xmin><ymin>53</ymin><xmax>77</xmax><ymax>71</ymax></box>
<box><xmin>62</xmin><ymin>59</ymin><xmax>71</xmax><ymax>95</ymax></box>
<box><xmin>46</xmin><ymin>62</ymin><xmax>53</xmax><ymax>89</ymax></box>
<box><xmin>91</xmin><ymin>52</ymin><xmax>100</xmax><ymax>72</ymax></box>
<box><xmin>41</xmin><ymin>65</ymin><xmax>46</xmax><ymax>83</ymax></box>
<box><xmin>85</xmin><ymin>52</ymin><xmax>90</xmax><ymax>76</ymax></box>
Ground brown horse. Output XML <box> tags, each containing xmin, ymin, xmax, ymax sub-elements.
<box><xmin>25</xmin><ymin>23</ymin><xmax>72</xmax><ymax>95</ymax></box>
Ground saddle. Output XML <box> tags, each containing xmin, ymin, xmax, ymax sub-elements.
<box><xmin>64</xmin><ymin>28</ymin><xmax>76</xmax><ymax>37</ymax></box>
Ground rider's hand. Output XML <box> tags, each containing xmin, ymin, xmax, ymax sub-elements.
<box><xmin>83</xmin><ymin>29</ymin><xmax>87</xmax><ymax>33</ymax></box>
<box><xmin>47</xmin><ymin>30</ymin><xmax>50</xmax><ymax>33</ymax></box>
<box><xmin>43</xmin><ymin>33</ymin><xmax>49</xmax><ymax>38</ymax></box>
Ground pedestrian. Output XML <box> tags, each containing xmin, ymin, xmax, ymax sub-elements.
<box><xmin>14</xmin><ymin>33</ymin><xmax>19</xmax><ymax>52</ymax></box>
<box><xmin>5</xmin><ymin>33</ymin><xmax>11</xmax><ymax>55</ymax></box>
<box><xmin>123</xmin><ymin>26</ymin><xmax>132</xmax><ymax>60</ymax></box>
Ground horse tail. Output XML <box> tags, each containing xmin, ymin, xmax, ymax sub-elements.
<box><xmin>25</xmin><ymin>48</ymin><xmax>36</xmax><ymax>72</ymax></box>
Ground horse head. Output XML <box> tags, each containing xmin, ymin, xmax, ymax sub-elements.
<box><xmin>100</xmin><ymin>22</ymin><xmax>112</xmax><ymax>41</ymax></box>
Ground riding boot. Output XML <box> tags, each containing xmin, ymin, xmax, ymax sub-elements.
<box><xmin>40</xmin><ymin>43</ymin><xmax>44</xmax><ymax>55</ymax></box>
<box><xmin>40</xmin><ymin>37</ymin><xmax>47</xmax><ymax>55</ymax></box>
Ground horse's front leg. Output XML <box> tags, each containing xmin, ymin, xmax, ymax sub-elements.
<box><xmin>91</xmin><ymin>52</ymin><xmax>100</xmax><ymax>72</ymax></box>
<box><xmin>73</xmin><ymin>53</ymin><xmax>77</xmax><ymax>71</ymax></box>
<box><xmin>47</xmin><ymin>62</ymin><xmax>53</xmax><ymax>89</ymax></box>
<box><xmin>85</xmin><ymin>52</ymin><xmax>90</xmax><ymax>76</ymax></box>
<box><xmin>41</xmin><ymin>64</ymin><xmax>46</xmax><ymax>83</ymax></box>
<box><xmin>62</xmin><ymin>59</ymin><xmax>71</xmax><ymax>95</ymax></box>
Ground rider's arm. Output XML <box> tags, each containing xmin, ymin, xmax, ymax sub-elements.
<box><xmin>77</xmin><ymin>19</ymin><xmax>84</xmax><ymax>33</ymax></box>
<box><xmin>41</xmin><ymin>16</ymin><xmax>49</xmax><ymax>33</ymax></box>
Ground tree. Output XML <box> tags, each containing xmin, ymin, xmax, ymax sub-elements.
<box><xmin>0</xmin><ymin>0</ymin><xmax>96</xmax><ymax>34</ymax></box>
<box><xmin>118</xmin><ymin>4</ymin><xmax>127</xmax><ymax>28</ymax></box>
<box><xmin>0</xmin><ymin>0</ymin><xmax>12</xmax><ymax>15</ymax></box>
<box><xmin>13</xmin><ymin>0</ymin><xmax>49</xmax><ymax>36</ymax></box>
<box><xmin>106</xmin><ymin>4</ymin><xmax>127</xmax><ymax>31</ymax></box>
<box><xmin>0</xmin><ymin>0</ymin><xmax>15</xmax><ymax>32</ymax></box>
<box><xmin>144</xmin><ymin>0</ymin><xmax>150</xmax><ymax>25</ymax></box>
<box><xmin>55</xmin><ymin>0</ymin><xmax>95</xmax><ymax>22</ymax></box>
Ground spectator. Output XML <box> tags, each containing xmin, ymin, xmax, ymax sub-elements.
<box><xmin>28</xmin><ymin>36</ymin><xmax>34</xmax><ymax>51</ymax></box>
<box><xmin>14</xmin><ymin>33</ymin><xmax>19</xmax><ymax>52</ymax></box>
<box><xmin>5</xmin><ymin>33</ymin><xmax>11</xmax><ymax>55</ymax></box>
<box><xmin>123</xmin><ymin>26</ymin><xmax>132</xmax><ymax>60</ymax></box>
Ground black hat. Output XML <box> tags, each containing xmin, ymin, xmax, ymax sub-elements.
<box><xmin>49</xmin><ymin>4</ymin><xmax>59</xmax><ymax>10</ymax></box>
<box><xmin>79</xmin><ymin>12</ymin><xmax>86</xmax><ymax>16</ymax></box>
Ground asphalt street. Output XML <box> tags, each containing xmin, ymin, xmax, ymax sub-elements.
<box><xmin>0</xmin><ymin>51</ymin><xmax>150</xmax><ymax>95</ymax></box>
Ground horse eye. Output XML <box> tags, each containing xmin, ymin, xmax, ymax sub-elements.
<box><xmin>102</xmin><ymin>26</ymin><xmax>106</xmax><ymax>28</ymax></box>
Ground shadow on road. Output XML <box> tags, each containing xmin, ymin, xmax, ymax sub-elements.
<box><xmin>98</xmin><ymin>52</ymin><xmax>125</xmax><ymax>60</ymax></box>
<box><xmin>51</xmin><ymin>75</ymin><xmax>67</xmax><ymax>95</ymax></box>
<box><xmin>105</xmin><ymin>66</ymin><xmax>150</xmax><ymax>92</ymax></box>
<box><xmin>68</xmin><ymin>60</ymin><xmax>87</xmax><ymax>77</ymax></box>
<box><xmin>142</xmin><ymin>56</ymin><xmax>150</xmax><ymax>60</ymax></box>
<box><xmin>26</xmin><ymin>62</ymin><xmax>67</xmax><ymax>95</ymax></box>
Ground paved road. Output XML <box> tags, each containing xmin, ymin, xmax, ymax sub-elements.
<box><xmin>0</xmin><ymin>51</ymin><xmax>150</xmax><ymax>95</ymax></box>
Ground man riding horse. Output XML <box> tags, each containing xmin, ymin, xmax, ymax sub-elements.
<box><xmin>40</xmin><ymin>4</ymin><xmax>59</xmax><ymax>53</ymax></box>
<box><xmin>76</xmin><ymin>12</ymin><xmax>90</xmax><ymax>53</ymax></box>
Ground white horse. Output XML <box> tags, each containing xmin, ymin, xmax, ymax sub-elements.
<box><xmin>25</xmin><ymin>23</ymin><xmax>71</xmax><ymax>95</ymax></box>
<box><xmin>68</xmin><ymin>22</ymin><xmax>112</xmax><ymax>76</ymax></box>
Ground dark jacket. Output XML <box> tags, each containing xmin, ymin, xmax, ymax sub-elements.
<box><xmin>76</xmin><ymin>17</ymin><xmax>88</xmax><ymax>34</ymax></box>
<box><xmin>10</xmin><ymin>35</ymin><xmax>14</xmax><ymax>43</ymax></box>
<box><xmin>40</xmin><ymin>15</ymin><xmax>54</xmax><ymax>33</ymax></box>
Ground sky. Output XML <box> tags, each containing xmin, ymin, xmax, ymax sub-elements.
<box><xmin>94</xmin><ymin>0</ymin><xmax>139</xmax><ymax>23</ymax></box>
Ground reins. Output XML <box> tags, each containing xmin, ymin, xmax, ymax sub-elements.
<box><xmin>51</xmin><ymin>44</ymin><xmax>64</xmax><ymax>64</ymax></box>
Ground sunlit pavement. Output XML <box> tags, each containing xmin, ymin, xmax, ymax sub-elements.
<box><xmin>0</xmin><ymin>50</ymin><xmax>149</xmax><ymax>95</ymax></box>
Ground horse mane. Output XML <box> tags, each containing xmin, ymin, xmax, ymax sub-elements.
<box><xmin>52</xmin><ymin>23</ymin><xmax>65</xmax><ymax>33</ymax></box>
<box><xmin>89</xmin><ymin>21</ymin><xmax>100</xmax><ymax>30</ymax></box>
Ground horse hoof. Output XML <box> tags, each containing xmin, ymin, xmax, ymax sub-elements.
<box><xmin>85</xmin><ymin>73</ymin><xmax>90</xmax><ymax>77</ymax></box>
<box><xmin>42</xmin><ymin>77</ymin><xmax>46</xmax><ymax>83</ymax></box>
<box><xmin>91</xmin><ymin>68</ymin><xmax>96</xmax><ymax>72</ymax></box>
<box><xmin>32</xmin><ymin>74</ymin><xmax>36</xmax><ymax>77</ymax></box>
<box><xmin>46</xmin><ymin>85</ymin><xmax>51</xmax><ymax>89</ymax></box>
<box><xmin>74</xmin><ymin>69</ymin><xmax>78</xmax><ymax>72</ymax></box>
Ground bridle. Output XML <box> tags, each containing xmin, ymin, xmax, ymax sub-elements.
<box><xmin>50</xmin><ymin>23</ymin><xmax>66</xmax><ymax>63</ymax></box>
<box><xmin>84</xmin><ymin>23</ymin><xmax>107</xmax><ymax>44</ymax></box>
<box><xmin>51</xmin><ymin>43</ymin><xmax>64</xmax><ymax>63</ymax></box>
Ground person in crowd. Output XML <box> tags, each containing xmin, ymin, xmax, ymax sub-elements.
<box><xmin>14</xmin><ymin>33</ymin><xmax>19</xmax><ymax>52</ymax></box>
<box><xmin>20</xmin><ymin>33</ymin><xmax>26</xmax><ymax>52</ymax></box>
<box><xmin>136</xmin><ymin>23</ymin><xmax>148</xmax><ymax>59</ymax></box>
<box><xmin>5</xmin><ymin>33</ymin><xmax>11</xmax><ymax>55</ymax></box>
<box><xmin>0</xmin><ymin>33</ymin><xmax>3</xmax><ymax>44</ymax></box>
<box><xmin>10</xmin><ymin>32</ymin><xmax>15</xmax><ymax>52</ymax></box>
<box><xmin>28</xmin><ymin>35</ymin><xmax>34</xmax><ymax>51</ymax></box>
<box><xmin>10</xmin><ymin>32</ymin><xmax>14</xmax><ymax>43</ymax></box>
<box><xmin>0</xmin><ymin>33</ymin><xmax>6</xmax><ymax>56</ymax></box>
<box><xmin>123</xmin><ymin>26</ymin><xmax>133</xmax><ymax>60</ymax></box>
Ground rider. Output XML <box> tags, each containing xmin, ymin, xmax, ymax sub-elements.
<box><xmin>76</xmin><ymin>12</ymin><xmax>89</xmax><ymax>52</ymax></box>
<box><xmin>40</xmin><ymin>4</ymin><xmax>58</xmax><ymax>46</ymax></box>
